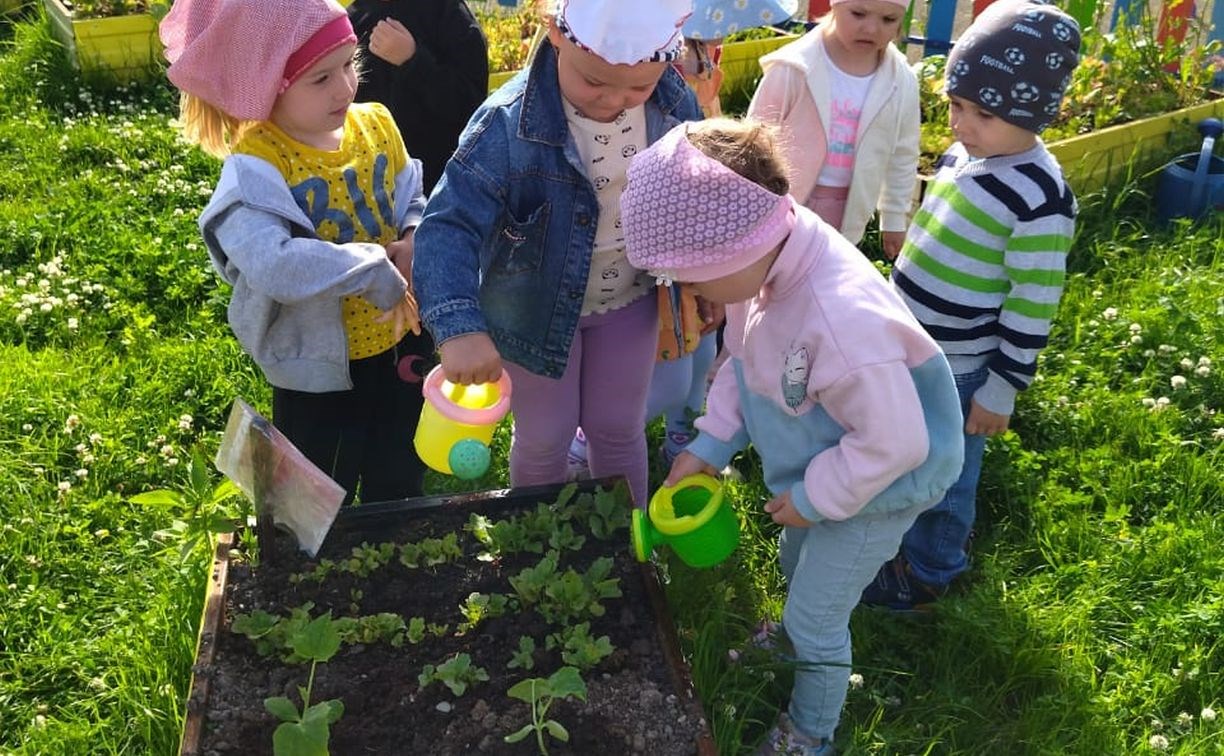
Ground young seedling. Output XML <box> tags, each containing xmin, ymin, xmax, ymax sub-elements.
<box><xmin>504</xmin><ymin>666</ymin><xmax>587</xmax><ymax>755</ymax></box>
<box><xmin>548</xmin><ymin>622</ymin><xmax>614</xmax><ymax>671</ymax></box>
<box><xmin>458</xmin><ymin>592</ymin><xmax>509</xmax><ymax>634</ymax></box>
<box><xmin>263</xmin><ymin>613</ymin><xmax>345</xmax><ymax>756</ymax></box>
<box><xmin>406</xmin><ymin>616</ymin><xmax>426</xmax><ymax>645</ymax></box>
<box><xmin>507</xmin><ymin>635</ymin><xmax>536</xmax><ymax>671</ymax></box>
<box><xmin>585</xmin><ymin>486</ymin><xmax>630</xmax><ymax>540</ymax></box>
<box><xmin>418</xmin><ymin>652</ymin><xmax>489</xmax><ymax>697</ymax></box>
<box><xmin>547</xmin><ymin>522</ymin><xmax>586</xmax><ymax>552</ymax></box>
<box><xmin>343</xmin><ymin>542</ymin><xmax>396</xmax><ymax>577</ymax></box>
<box><xmin>509</xmin><ymin>550</ymin><xmax>559</xmax><ymax>607</ymax></box>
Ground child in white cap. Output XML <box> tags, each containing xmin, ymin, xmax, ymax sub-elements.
<box><xmin>160</xmin><ymin>0</ymin><xmax>430</xmax><ymax>504</ymax></box>
<box><xmin>624</xmin><ymin>118</ymin><xmax>964</xmax><ymax>753</ymax></box>
<box><xmin>749</xmin><ymin>0</ymin><xmax>919</xmax><ymax>258</ymax></box>
<box><xmin>864</xmin><ymin>0</ymin><xmax>1080</xmax><ymax>610</ymax></box>
<box><xmin>413</xmin><ymin>0</ymin><xmax>702</xmax><ymax>508</ymax></box>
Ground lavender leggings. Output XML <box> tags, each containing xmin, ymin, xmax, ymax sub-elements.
<box><xmin>504</xmin><ymin>294</ymin><xmax>657</xmax><ymax>508</ymax></box>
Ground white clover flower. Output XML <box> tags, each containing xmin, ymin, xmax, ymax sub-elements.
<box><xmin>183</xmin><ymin>388</ymin><xmax>195</xmax><ymax>397</ymax></box>
<box><xmin>74</xmin><ymin>469</ymin><xmax>88</xmax><ymax>479</ymax></box>
<box><xmin>15</xmin><ymin>312</ymin><xmax>28</xmax><ymax>325</ymax></box>
<box><xmin>1159</xmin><ymin>344</ymin><xmax>1178</xmax><ymax>355</ymax></box>
<box><xmin>1149</xmin><ymin>734</ymin><xmax>1169</xmax><ymax>750</ymax></box>
<box><xmin>88</xmin><ymin>432</ymin><xmax>102</xmax><ymax>444</ymax></box>
<box><xmin>167</xmin><ymin>457</ymin><xmax>180</xmax><ymax>467</ymax></box>
<box><xmin>135</xmin><ymin>455</ymin><xmax>147</xmax><ymax>464</ymax></box>
<box><xmin>1130</xmin><ymin>323</ymin><xmax>1143</xmax><ymax>333</ymax></box>
<box><xmin>1102</xmin><ymin>307</ymin><xmax>1118</xmax><ymax>320</ymax></box>
<box><xmin>1171</xmin><ymin>375</ymin><xmax>1187</xmax><ymax>390</ymax></box>
<box><xmin>1144</xmin><ymin>349</ymin><xmax>1156</xmax><ymax>358</ymax></box>
<box><xmin>1212</xmin><ymin>428</ymin><xmax>1224</xmax><ymax>441</ymax></box>
<box><xmin>1197</xmin><ymin>365</ymin><xmax>1212</xmax><ymax>377</ymax></box>
<box><xmin>57</xmin><ymin>480</ymin><xmax>71</xmax><ymax>492</ymax></box>
<box><xmin>1156</xmin><ymin>397</ymin><xmax>1171</xmax><ymax>409</ymax></box>
<box><xmin>177</xmin><ymin>414</ymin><xmax>193</xmax><ymax>431</ymax></box>
<box><xmin>848</xmin><ymin>673</ymin><xmax>864</xmax><ymax>689</ymax></box>
<box><xmin>1202</xmin><ymin>706</ymin><xmax>1216</xmax><ymax>722</ymax></box>
<box><xmin>1131</xmin><ymin>335</ymin><xmax>1144</xmax><ymax>345</ymax></box>
<box><xmin>67</xmin><ymin>317</ymin><xmax>78</xmax><ymax>330</ymax></box>
<box><xmin>64</xmin><ymin>414</ymin><xmax>80</xmax><ymax>433</ymax></box>
<box><xmin>74</xmin><ymin>443</ymin><xmax>86</xmax><ymax>453</ymax></box>
<box><xmin>1180</xmin><ymin>358</ymin><xmax>1195</xmax><ymax>370</ymax></box>
<box><xmin>1199</xmin><ymin>356</ymin><xmax>1212</xmax><ymax>367</ymax></box>
<box><xmin>21</xmin><ymin>423</ymin><xmax>32</xmax><ymax>432</ymax></box>
<box><xmin>159</xmin><ymin>444</ymin><xmax>174</xmax><ymax>457</ymax></box>
<box><xmin>1177</xmin><ymin>712</ymin><xmax>1193</xmax><ymax>728</ymax></box>
<box><xmin>81</xmin><ymin>453</ymin><xmax>94</xmax><ymax>464</ymax></box>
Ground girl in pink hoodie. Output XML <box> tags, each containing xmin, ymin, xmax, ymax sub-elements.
<box><xmin>748</xmin><ymin>0</ymin><xmax>919</xmax><ymax>258</ymax></box>
<box><xmin>622</xmin><ymin>118</ymin><xmax>962</xmax><ymax>754</ymax></box>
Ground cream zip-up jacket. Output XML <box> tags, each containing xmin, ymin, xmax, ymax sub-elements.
<box><xmin>748</xmin><ymin>27</ymin><xmax>920</xmax><ymax>243</ymax></box>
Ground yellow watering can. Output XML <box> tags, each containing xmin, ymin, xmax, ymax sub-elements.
<box><xmin>414</xmin><ymin>366</ymin><xmax>512</xmax><ymax>480</ymax></box>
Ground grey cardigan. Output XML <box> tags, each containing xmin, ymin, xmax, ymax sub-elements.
<box><xmin>199</xmin><ymin>154</ymin><xmax>425</xmax><ymax>392</ymax></box>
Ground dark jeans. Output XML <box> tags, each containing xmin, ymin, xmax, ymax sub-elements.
<box><xmin>901</xmin><ymin>368</ymin><xmax>989</xmax><ymax>587</ymax></box>
<box><xmin>273</xmin><ymin>330</ymin><xmax>434</xmax><ymax>505</ymax></box>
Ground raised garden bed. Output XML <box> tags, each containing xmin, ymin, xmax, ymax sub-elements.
<box><xmin>43</xmin><ymin>0</ymin><xmax>162</xmax><ymax>81</ymax></box>
<box><xmin>181</xmin><ymin>479</ymin><xmax>715</xmax><ymax>756</ymax></box>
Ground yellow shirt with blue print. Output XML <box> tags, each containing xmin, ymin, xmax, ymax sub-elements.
<box><xmin>235</xmin><ymin>102</ymin><xmax>407</xmax><ymax>360</ymax></box>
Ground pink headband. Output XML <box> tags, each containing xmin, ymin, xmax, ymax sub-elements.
<box><xmin>622</xmin><ymin>124</ymin><xmax>796</xmax><ymax>284</ymax></box>
<box><xmin>281</xmin><ymin>15</ymin><xmax>358</xmax><ymax>92</ymax></box>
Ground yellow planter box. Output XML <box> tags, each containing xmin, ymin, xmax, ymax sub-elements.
<box><xmin>1047</xmin><ymin>97</ymin><xmax>1224</xmax><ymax>194</ymax></box>
<box><xmin>717</xmin><ymin>32</ymin><xmax>799</xmax><ymax>98</ymax></box>
<box><xmin>44</xmin><ymin>0</ymin><xmax>162</xmax><ymax>82</ymax></box>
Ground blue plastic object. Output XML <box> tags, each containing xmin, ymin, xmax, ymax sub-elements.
<box><xmin>1156</xmin><ymin>117</ymin><xmax>1224</xmax><ymax>224</ymax></box>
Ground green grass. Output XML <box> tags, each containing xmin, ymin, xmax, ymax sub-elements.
<box><xmin>1</xmin><ymin>9</ymin><xmax>1222</xmax><ymax>755</ymax></box>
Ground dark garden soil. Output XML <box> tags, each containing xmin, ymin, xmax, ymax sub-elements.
<box><xmin>188</xmin><ymin>482</ymin><xmax>712</xmax><ymax>756</ymax></box>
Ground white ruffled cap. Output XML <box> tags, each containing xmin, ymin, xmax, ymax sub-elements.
<box><xmin>555</xmin><ymin>0</ymin><xmax>693</xmax><ymax>65</ymax></box>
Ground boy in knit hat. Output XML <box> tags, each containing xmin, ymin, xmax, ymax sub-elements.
<box><xmin>628</xmin><ymin>118</ymin><xmax>964</xmax><ymax>754</ymax></box>
<box><xmin>863</xmin><ymin>0</ymin><xmax>1081</xmax><ymax>610</ymax></box>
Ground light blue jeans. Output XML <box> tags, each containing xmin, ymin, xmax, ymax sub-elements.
<box><xmin>647</xmin><ymin>331</ymin><xmax>718</xmax><ymax>460</ymax></box>
<box><xmin>779</xmin><ymin>500</ymin><xmax>932</xmax><ymax>742</ymax></box>
<box><xmin>901</xmin><ymin>369</ymin><xmax>989</xmax><ymax>587</ymax></box>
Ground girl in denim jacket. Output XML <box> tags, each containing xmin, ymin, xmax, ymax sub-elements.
<box><xmin>161</xmin><ymin>0</ymin><xmax>430</xmax><ymax>504</ymax></box>
<box><xmin>413</xmin><ymin>0</ymin><xmax>702</xmax><ymax>508</ymax></box>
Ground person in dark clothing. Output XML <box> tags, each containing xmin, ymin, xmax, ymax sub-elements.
<box><xmin>349</xmin><ymin>0</ymin><xmax>489</xmax><ymax>193</ymax></box>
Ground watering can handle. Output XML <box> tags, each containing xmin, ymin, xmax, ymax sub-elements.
<box><xmin>1189</xmin><ymin>118</ymin><xmax>1223</xmax><ymax>213</ymax></box>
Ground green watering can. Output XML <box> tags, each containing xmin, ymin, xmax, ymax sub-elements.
<box><xmin>631</xmin><ymin>474</ymin><xmax>739</xmax><ymax>568</ymax></box>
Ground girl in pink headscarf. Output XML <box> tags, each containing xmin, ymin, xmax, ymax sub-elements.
<box><xmin>160</xmin><ymin>0</ymin><xmax>432</xmax><ymax>504</ymax></box>
<box><xmin>749</xmin><ymin>0</ymin><xmax>920</xmax><ymax>259</ymax></box>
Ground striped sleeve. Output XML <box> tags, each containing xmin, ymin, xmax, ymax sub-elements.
<box><xmin>893</xmin><ymin>148</ymin><xmax>1075</xmax><ymax>415</ymax></box>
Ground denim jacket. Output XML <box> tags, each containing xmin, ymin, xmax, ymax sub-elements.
<box><xmin>413</xmin><ymin>43</ymin><xmax>702</xmax><ymax>378</ymax></box>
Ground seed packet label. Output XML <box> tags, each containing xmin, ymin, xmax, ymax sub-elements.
<box><xmin>214</xmin><ymin>398</ymin><xmax>344</xmax><ymax>557</ymax></box>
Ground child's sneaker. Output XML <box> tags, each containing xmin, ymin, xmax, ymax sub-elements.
<box><xmin>859</xmin><ymin>555</ymin><xmax>944</xmax><ymax>611</ymax></box>
<box><xmin>754</xmin><ymin>713</ymin><xmax>834</xmax><ymax>755</ymax></box>
<box><xmin>565</xmin><ymin>430</ymin><xmax>591</xmax><ymax>481</ymax></box>
<box><xmin>727</xmin><ymin>619</ymin><xmax>793</xmax><ymax>663</ymax></box>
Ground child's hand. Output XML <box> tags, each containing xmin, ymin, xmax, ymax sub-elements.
<box><xmin>663</xmin><ymin>451</ymin><xmax>718</xmax><ymax>487</ymax></box>
<box><xmin>386</xmin><ymin>232</ymin><xmax>414</xmax><ymax>287</ymax></box>
<box><xmin>695</xmin><ymin>296</ymin><xmax>725</xmax><ymax>336</ymax></box>
<box><xmin>882</xmin><ymin>231</ymin><xmax>906</xmax><ymax>260</ymax></box>
<box><xmin>764</xmin><ymin>491</ymin><xmax>811</xmax><ymax>528</ymax></box>
<box><xmin>376</xmin><ymin>291</ymin><xmax>421</xmax><ymax>339</ymax></box>
<box><xmin>965</xmin><ymin>399</ymin><xmax>1010</xmax><ymax>436</ymax></box>
<box><xmin>369</xmin><ymin>18</ymin><xmax>416</xmax><ymax>66</ymax></box>
<box><xmin>438</xmin><ymin>332</ymin><xmax>502</xmax><ymax>385</ymax></box>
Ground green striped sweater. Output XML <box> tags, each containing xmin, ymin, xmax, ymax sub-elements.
<box><xmin>892</xmin><ymin>141</ymin><xmax>1076</xmax><ymax>415</ymax></box>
